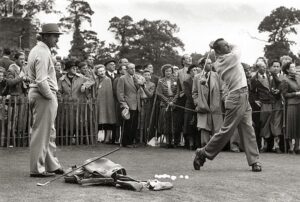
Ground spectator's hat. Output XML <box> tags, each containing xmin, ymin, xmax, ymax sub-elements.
<box><xmin>39</xmin><ymin>23</ymin><xmax>62</xmax><ymax>35</ymax></box>
<box><xmin>64</xmin><ymin>60</ymin><xmax>76</xmax><ymax>70</ymax></box>
<box><xmin>135</xmin><ymin>65</ymin><xmax>144</xmax><ymax>74</ymax></box>
<box><xmin>78</xmin><ymin>61</ymin><xmax>87</xmax><ymax>69</ymax></box>
<box><xmin>104</xmin><ymin>59</ymin><xmax>116</xmax><ymax>66</ymax></box>
<box><xmin>121</xmin><ymin>108</ymin><xmax>130</xmax><ymax>120</ymax></box>
<box><xmin>187</xmin><ymin>64</ymin><xmax>197</xmax><ymax>74</ymax></box>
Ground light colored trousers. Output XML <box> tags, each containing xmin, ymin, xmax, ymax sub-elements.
<box><xmin>29</xmin><ymin>89</ymin><xmax>61</xmax><ymax>174</ymax></box>
<box><xmin>204</xmin><ymin>88</ymin><xmax>260</xmax><ymax>166</ymax></box>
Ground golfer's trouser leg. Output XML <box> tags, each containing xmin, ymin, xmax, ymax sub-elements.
<box><xmin>204</xmin><ymin>91</ymin><xmax>246</xmax><ymax>160</ymax></box>
<box><xmin>29</xmin><ymin>90</ymin><xmax>61</xmax><ymax>174</ymax></box>
<box><xmin>230</xmin><ymin>129</ymin><xmax>240</xmax><ymax>150</ymax></box>
<box><xmin>237</xmin><ymin>101</ymin><xmax>260</xmax><ymax>166</ymax></box>
<box><xmin>200</xmin><ymin>129</ymin><xmax>211</xmax><ymax>147</ymax></box>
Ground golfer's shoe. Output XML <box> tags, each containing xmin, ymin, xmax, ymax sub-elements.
<box><xmin>30</xmin><ymin>171</ymin><xmax>56</xmax><ymax>178</ymax></box>
<box><xmin>49</xmin><ymin>168</ymin><xmax>65</xmax><ymax>175</ymax></box>
<box><xmin>193</xmin><ymin>148</ymin><xmax>206</xmax><ymax>170</ymax></box>
<box><xmin>251</xmin><ymin>162</ymin><xmax>262</xmax><ymax>172</ymax></box>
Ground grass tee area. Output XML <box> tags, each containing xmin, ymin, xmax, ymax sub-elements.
<box><xmin>0</xmin><ymin>145</ymin><xmax>299</xmax><ymax>202</ymax></box>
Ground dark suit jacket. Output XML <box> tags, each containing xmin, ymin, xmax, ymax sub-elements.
<box><xmin>183</xmin><ymin>77</ymin><xmax>195</xmax><ymax>112</ymax></box>
<box><xmin>150</xmin><ymin>74</ymin><xmax>159</xmax><ymax>86</ymax></box>
<box><xmin>0</xmin><ymin>57</ymin><xmax>14</xmax><ymax>70</ymax></box>
<box><xmin>117</xmin><ymin>74</ymin><xmax>138</xmax><ymax>110</ymax></box>
<box><xmin>250</xmin><ymin>72</ymin><xmax>278</xmax><ymax>104</ymax></box>
<box><xmin>105</xmin><ymin>71</ymin><xmax>116</xmax><ymax>82</ymax></box>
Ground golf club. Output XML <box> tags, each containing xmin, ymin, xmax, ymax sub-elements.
<box><xmin>37</xmin><ymin>147</ymin><xmax>121</xmax><ymax>186</ymax></box>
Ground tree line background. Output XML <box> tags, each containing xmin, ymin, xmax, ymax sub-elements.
<box><xmin>1</xmin><ymin>0</ymin><xmax>300</xmax><ymax>74</ymax></box>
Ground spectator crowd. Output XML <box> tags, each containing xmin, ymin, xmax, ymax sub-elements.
<box><xmin>0</xmin><ymin>46</ymin><xmax>299</xmax><ymax>154</ymax></box>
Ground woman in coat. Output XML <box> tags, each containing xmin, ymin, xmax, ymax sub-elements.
<box><xmin>280</xmin><ymin>62</ymin><xmax>300</xmax><ymax>154</ymax></box>
<box><xmin>95</xmin><ymin>64</ymin><xmax>116</xmax><ymax>143</ymax></box>
<box><xmin>156</xmin><ymin>64</ymin><xmax>178</xmax><ymax>148</ymax></box>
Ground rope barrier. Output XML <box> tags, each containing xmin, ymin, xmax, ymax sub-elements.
<box><xmin>156</xmin><ymin>91</ymin><xmax>285</xmax><ymax>115</ymax></box>
<box><xmin>171</xmin><ymin>103</ymin><xmax>284</xmax><ymax>115</ymax></box>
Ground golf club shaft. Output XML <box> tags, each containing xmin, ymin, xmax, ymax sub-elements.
<box><xmin>37</xmin><ymin>147</ymin><xmax>121</xmax><ymax>186</ymax></box>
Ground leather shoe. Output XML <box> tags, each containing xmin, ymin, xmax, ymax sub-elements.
<box><xmin>30</xmin><ymin>172</ymin><xmax>56</xmax><ymax>178</ymax></box>
<box><xmin>260</xmin><ymin>147</ymin><xmax>268</xmax><ymax>153</ymax></box>
<box><xmin>272</xmin><ymin>148</ymin><xmax>282</xmax><ymax>154</ymax></box>
<box><xmin>288</xmin><ymin>149</ymin><xmax>295</xmax><ymax>154</ymax></box>
<box><xmin>125</xmin><ymin>144</ymin><xmax>135</xmax><ymax>148</ymax></box>
<box><xmin>50</xmin><ymin>168</ymin><xmax>65</xmax><ymax>175</ymax></box>
<box><xmin>251</xmin><ymin>162</ymin><xmax>262</xmax><ymax>172</ymax></box>
<box><xmin>193</xmin><ymin>148</ymin><xmax>206</xmax><ymax>170</ymax></box>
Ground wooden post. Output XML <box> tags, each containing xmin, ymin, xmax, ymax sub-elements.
<box><xmin>89</xmin><ymin>101</ymin><xmax>94</xmax><ymax>144</ymax></box>
<box><xmin>75</xmin><ymin>99</ymin><xmax>79</xmax><ymax>145</ymax></box>
<box><xmin>55</xmin><ymin>98</ymin><xmax>60</xmax><ymax>145</ymax></box>
<box><xmin>0</xmin><ymin>98</ymin><xmax>5</xmax><ymax>147</ymax></box>
<box><xmin>12</xmin><ymin>96</ymin><xmax>17</xmax><ymax>147</ymax></box>
<box><xmin>93</xmin><ymin>98</ymin><xmax>98</xmax><ymax>143</ymax></box>
<box><xmin>16</xmin><ymin>97</ymin><xmax>23</xmax><ymax>147</ymax></box>
<box><xmin>27</xmin><ymin>100</ymin><xmax>32</xmax><ymax>145</ymax></box>
<box><xmin>282</xmin><ymin>98</ymin><xmax>287</xmax><ymax>153</ymax></box>
<box><xmin>22</xmin><ymin>98</ymin><xmax>29</xmax><ymax>147</ymax></box>
<box><xmin>65</xmin><ymin>99</ymin><xmax>69</xmax><ymax>146</ymax></box>
<box><xmin>16</xmin><ymin>97</ymin><xmax>22</xmax><ymax>147</ymax></box>
<box><xmin>7</xmin><ymin>97</ymin><xmax>12</xmax><ymax>147</ymax></box>
<box><xmin>70</xmin><ymin>99</ymin><xmax>74</xmax><ymax>145</ymax></box>
<box><xmin>80</xmin><ymin>103</ymin><xmax>84</xmax><ymax>144</ymax></box>
<box><xmin>60</xmin><ymin>99</ymin><xmax>65</xmax><ymax>146</ymax></box>
<box><xmin>84</xmin><ymin>101</ymin><xmax>89</xmax><ymax>145</ymax></box>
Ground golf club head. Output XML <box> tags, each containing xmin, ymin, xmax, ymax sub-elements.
<box><xmin>37</xmin><ymin>182</ymin><xmax>49</xmax><ymax>186</ymax></box>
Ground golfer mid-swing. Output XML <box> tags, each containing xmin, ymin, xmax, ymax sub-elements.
<box><xmin>193</xmin><ymin>38</ymin><xmax>262</xmax><ymax>172</ymax></box>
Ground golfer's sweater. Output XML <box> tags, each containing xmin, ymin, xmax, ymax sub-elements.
<box><xmin>26</xmin><ymin>41</ymin><xmax>58</xmax><ymax>99</ymax></box>
<box><xmin>214</xmin><ymin>45</ymin><xmax>247</xmax><ymax>94</ymax></box>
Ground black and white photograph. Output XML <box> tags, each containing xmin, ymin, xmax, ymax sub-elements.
<box><xmin>0</xmin><ymin>0</ymin><xmax>300</xmax><ymax>201</ymax></box>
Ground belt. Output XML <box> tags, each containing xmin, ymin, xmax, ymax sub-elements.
<box><xmin>29</xmin><ymin>87</ymin><xmax>57</xmax><ymax>95</ymax></box>
<box><xmin>231</xmin><ymin>86</ymin><xmax>248</xmax><ymax>94</ymax></box>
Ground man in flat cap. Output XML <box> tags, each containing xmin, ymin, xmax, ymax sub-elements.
<box><xmin>193</xmin><ymin>38</ymin><xmax>262</xmax><ymax>172</ymax></box>
<box><xmin>26</xmin><ymin>23</ymin><xmax>64</xmax><ymax>177</ymax></box>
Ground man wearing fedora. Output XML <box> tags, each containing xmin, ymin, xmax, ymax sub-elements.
<box><xmin>26</xmin><ymin>23</ymin><xmax>64</xmax><ymax>177</ymax></box>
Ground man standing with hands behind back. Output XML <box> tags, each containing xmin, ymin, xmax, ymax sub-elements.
<box><xmin>193</xmin><ymin>39</ymin><xmax>261</xmax><ymax>172</ymax></box>
<box><xmin>26</xmin><ymin>23</ymin><xmax>64</xmax><ymax>177</ymax></box>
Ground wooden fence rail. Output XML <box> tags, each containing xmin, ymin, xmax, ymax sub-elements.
<box><xmin>0</xmin><ymin>97</ymin><xmax>98</xmax><ymax>147</ymax></box>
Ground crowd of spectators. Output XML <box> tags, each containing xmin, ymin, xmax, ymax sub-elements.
<box><xmin>0</xmin><ymin>46</ymin><xmax>299</xmax><ymax>154</ymax></box>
